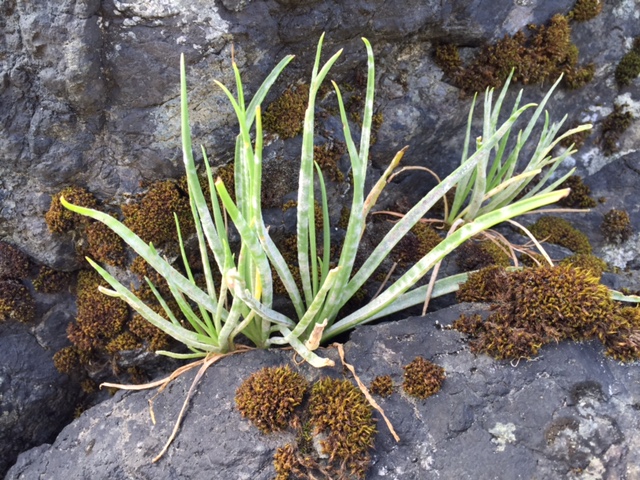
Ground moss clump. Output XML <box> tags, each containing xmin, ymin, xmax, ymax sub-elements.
<box><xmin>453</xmin><ymin>265</ymin><xmax>640</xmax><ymax>361</ymax></box>
<box><xmin>45</xmin><ymin>186</ymin><xmax>98</xmax><ymax>234</ymax></box>
<box><xmin>560</xmin><ymin>254</ymin><xmax>607</xmax><ymax>278</ymax></box>
<box><xmin>568</xmin><ymin>0</ymin><xmax>603</xmax><ymax>22</ymax></box>
<box><xmin>600</xmin><ymin>306</ymin><xmax>640</xmax><ymax>362</ymax></box>
<box><xmin>529</xmin><ymin>216</ymin><xmax>592</xmax><ymax>254</ymax></box>
<box><xmin>559</xmin><ymin>125</ymin><xmax>591</xmax><ymax>151</ymax></box>
<box><xmin>84</xmin><ymin>219</ymin><xmax>126</xmax><ymax>267</ymax></box>
<box><xmin>128</xmin><ymin>312</ymin><xmax>171</xmax><ymax>351</ymax></box>
<box><xmin>309</xmin><ymin>378</ymin><xmax>376</xmax><ymax>478</ymax></box>
<box><xmin>122</xmin><ymin>180</ymin><xmax>193</xmax><ymax>249</ymax></box>
<box><xmin>0</xmin><ymin>279</ymin><xmax>36</xmax><ymax>323</ymax></box>
<box><xmin>402</xmin><ymin>357</ymin><xmax>446</xmax><ymax>399</ymax></box>
<box><xmin>457</xmin><ymin>265</ymin><xmax>512</xmax><ymax>303</ymax></box>
<box><xmin>53</xmin><ymin>346</ymin><xmax>82</xmax><ymax>375</ymax></box>
<box><xmin>263</xmin><ymin>84</ymin><xmax>309</xmax><ymax>139</ymax></box>
<box><xmin>456</xmin><ymin>239</ymin><xmax>511</xmax><ymax>272</ymax></box>
<box><xmin>601</xmin><ymin>208</ymin><xmax>633</xmax><ymax>244</ymax></box>
<box><xmin>435</xmin><ymin>14</ymin><xmax>594</xmax><ymax>94</ymax></box>
<box><xmin>0</xmin><ymin>242</ymin><xmax>30</xmax><ymax>280</ymax></box>
<box><xmin>615</xmin><ymin>38</ymin><xmax>640</xmax><ymax>87</ymax></box>
<box><xmin>236</xmin><ymin>365</ymin><xmax>307</xmax><ymax>433</ymax></box>
<box><xmin>600</xmin><ymin>104</ymin><xmax>634</xmax><ymax>156</ymax></box>
<box><xmin>33</xmin><ymin>266</ymin><xmax>72</xmax><ymax>293</ymax></box>
<box><xmin>369</xmin><ymin>375</ymin><xmax>394</xmax><ymax>397</ymax></box>
<box><xmin>558</xmin><ymin>175</ymin><xmax>597</xmax><ymax>208</ymax></box>
<box><xmin>105</xmin><ymin>331</ymin><xmax>143</xmax><ymax>355</ymax></box>
<box><xmin>314</xmin><ymin>143</ymin><xmax>345</xmax><ymax>182</ymax></box>
<box><xmin>61</xmin><ymin>271</ymin><xmax>129</xmax><ymax>358</ymax></box>
<box><xmin>394</xmin><ymin>223</ymin><xmax>442</xmax><ymax>265</ymax></box>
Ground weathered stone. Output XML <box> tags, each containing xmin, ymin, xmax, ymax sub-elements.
<box><xmin>6</xmin><ymin>304</ymin><xmax>640</xmax><ymax>479</ymax></box>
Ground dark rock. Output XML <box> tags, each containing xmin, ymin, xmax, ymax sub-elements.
<box><xmin>0</xmin><ymin>326</ymin><xmax>81</xmax><ymax>477</ymax></box>
<box><xmin>6</xmin><ymin>304</ymin><xmax>640</xmax><ymax>479</ymax></box>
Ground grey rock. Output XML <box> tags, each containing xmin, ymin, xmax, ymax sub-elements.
<box><xmin>2</xmin><ymin>0</ymin><xmax>638</xmax><ymax>271</ymax></box>
<box><xmin>0</xmin><ymin>325</ymin><xmax>81</xmax><ymax>477</ymax></box>
<box><xmin>6</xmin><ymin>304</ymin><xmax>640</xmax><ymax>479</ymax></box>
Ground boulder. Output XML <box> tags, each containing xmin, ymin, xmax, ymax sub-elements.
<box><xmin>6</xmin><ymin>304</ymin><xmax>640</xmax><ymax>479</ymax></box>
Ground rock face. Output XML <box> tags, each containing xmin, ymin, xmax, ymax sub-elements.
<box><xmin>1</xmin><ymin>0</ymin><xmax>639</xmax><ymax>268</ymax></box>
<box><xmin>0</xmin><ymin>323</ymin><xmax>81</xmax><ymax>476</ymax></box>
<box><xmin>6</xmin><ymin>304</ymin><xmax>640</xmax><ymax>479</ymax></box>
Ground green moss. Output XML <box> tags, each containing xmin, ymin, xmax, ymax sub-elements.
<box><xmin>529</xmin><ymin>215</ymin><xmax>592</xmax><ymax>254</ymax></box>
<box><xmin>558</xmin><ymin>175</ymin><xmax>596</xmax><ymax>208</ymax></box>
<box><xmin>309</xmin><ymin>377</ymin><xmax>376</xmax><ymax>478</ymax></box>
<box><xmin>601</xmin><ymin>104</ymin><xmax>634</xmax><ymax>156</ymax></box>
<box><xmin>122</xmin><ymin>180</ymin><xmax>193</xmax><ymax>249</ymax></box>
<box><xmin>615</xmin><ymin>38</ymin><xmax>640</xmax><ymax>87</ymax></box>
<box><xmin>402</xmin><ymin>357</ymin><xmax>446</xmax><ymax>399</ymax></box>
<box><xmin>0</xmin><ymin>241</ymin><xmax>30</xmax><ymax>280</ymax></box>
<box><xmin>568</xmin><ymin>0</ymin><xmax>603</xmax><ymax>22</ymax></box>
<box><xmin>45</xmin><ymin>186</ymin><xmax>98</xmax><ymax>234</ymax></box>
<box><xmin>0</xmin><ymin>279</ymin><xmax>35</xmax><ymax>323</ymax></box>
<box><xmin>560</xmin><ymin>254</ymin><xmax>607</xmax><ymax>278</ymax></box>
<box><xmin>263</xmin><ymin>84</ymin><xmax>309</xmax><ymax>139</ymax></box>
<box><xmin>235</xmin><ymin>365</ymin><xmax>308</xmax><ymax>434</ymax></box>
<box><xmin>453</xmin><ymin>265</ymin><xmax>639</xmax><ymax>361</ymax></box>
<box><xmin>369</xmin><ymin>375</ymin><xmax>394</xmax><ymax>397</ymax></box>
<box><xmin>601</xmin><ymin>208</ymin><xmax>633</xmax><ymax>244</ymax></box>
<box><xmin>435</xmin><ymin>14</ymin><xmax>594</xmax><ymax>94</ymax></box>
<box><xmin>33</xmin><ymin>266</ymin><xmax>72</xmax><ymax>293</ymax></box>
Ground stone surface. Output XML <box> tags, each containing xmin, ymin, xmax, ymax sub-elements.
<box><xmin>0</xmin><ymin>323</ymin><xmax>81</xmax><ymax>477</ymax></box>
<box><xmin>6</xmin><ymin>304</ymin><xmax>640</xmax><ymax>479</ymax></box>
<box><xmin>1</xmin><ymin>0</ymin><xmax>639</xmax><ymax>269</ymax></box>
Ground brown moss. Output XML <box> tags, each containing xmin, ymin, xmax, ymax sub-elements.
<box><xmin>236</xmin><ymin>365</ymin><xmax>308</xmax><ymax>434</ymax></box>
<box><xmin>615</xmin><ymin>38</ymin><xmax>640</xmax><ymax>87</ymax></box>
<box><xmin>454</xmin><ymin>265</ymin><xmax>625</xmax><ymax>361</ymax></box>
<box><xmin>105</xmin><ymin>332</ymin><xmax>143</xmax><ymax>355</ymax></box>
<box><xmin>558</xmin><ymin>126</ymin><xmax>591</xmax><ymax>151</ymax></box>
<box><xmin>85</xmin><ymin>219</ymin><xmax>126</xmax><ymax>267</ymax></box>
<box><xmin>456</xmin><ymin>239</ymin><xmax>511</xmax><ymax>272</ymax></box>
<box><xmin>45</xmin><ymin>186</ymin><xmax>98</xmax><ymax>234</ymax></box>
<box><xmin>600</xmin><ymin>104</ymin><xmax>634</xmax><ymax>156</ymax></box>
<box><xmin>601</xmin><ymin>208</ymin><xmax>633</xmax><ymax>244</ymax></box>
<box><xmin>568</xmin><ymin>0</ymin><xmax>603</xmax><ymax>22</ymax></box>
<box><xmin>369</xmin><ymin>375</ymin><xmax>394</xmax><ymax>397</ymax></box>
<box><xmin>121</xmin><ymin>180</ymin><xmax>193</xmax><ymax>249</ymax></box>
<box><xmin>394</xmin><ymin>223</ymin><xmax>442</xmax><ymax>265</ymax></box>
<box><xmin>263</xmin><ymin>84</ymin><xmax>309</xmax><ymax>139</ymax></box>
<box><xmin>65</xmin><ymin>270</ymin><xmax>129</xmax><ymax>354</ymax></box>
<box><xmin>0</xmin><ymin>242</ymin><xmax>30</xmax><ymax>280</ymax></box>
<box><xmin>435</xmin><ymin>14</ymin><xmax>594</xmax><ymax>94</ymax></box>
<box><xmin>600</xmin><ymin>307</ymin><xmax>640</xmax><ymax>362</ymax></box>
<box><xmin>457</xmin><ymin>265</ymin><xmax>512</xmax><ymax>303</ymax></box>
<box><xmin>402</xmin><ymin>356</ymin><xmax>446</xmax><ymax>399</ymax></box>
<box><xmin>0</xmin><ymin>279</ymin><xmax>35</xmax><ymax>323</ymax></box>
<box><xmin>53</xmin><ymin>346</ymin><xmax>82</xmax><ymax>376</ymax></box>
<box><xmin>558</xmin><ymin>175</ymin><xmax>596</xmax><ymax>208</ymax></box>
<box><xmin>560</xmin><ymin>254</ymin><xmax>607</xmax><ymax>278</ymax></box>
<box><xmin>308</xmin><ymin>377</ymin><xmax>376</xmax><ymax>478</ymax></box>
<box><xmin>33</xmin><ymin>266</ymin><xmax>72</xmax><ymax>293</ymax></box>
<box><xmin>529</xmin><ymin>216</ymin><xmax>592</xmax><ymax>254</ymax></box>
<box><xmin>314</xmin><ymin>143</ymin><xmax>345</xmax><ymax>182</ymax></box>
<box><xmin>128</xmin><ymin>313</ymin><xmax>171</xmax><ymax>351</ymax></box>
